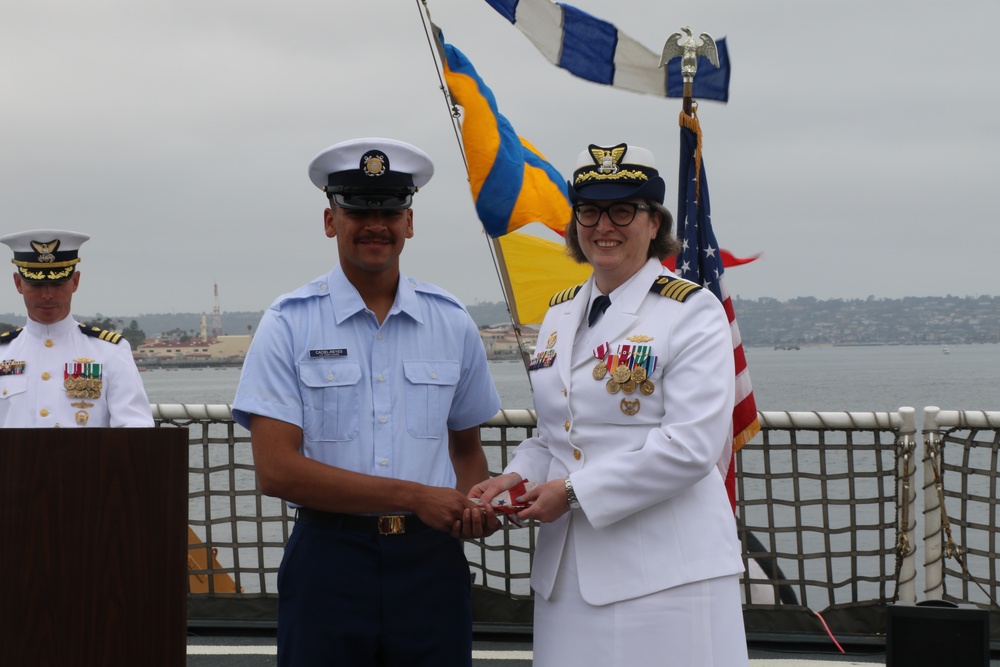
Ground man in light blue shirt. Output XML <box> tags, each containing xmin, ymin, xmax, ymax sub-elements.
<box><xmin>232</xmin><ymin>137</ymin><xmax>501</xmax><ymax>667</ymax></box>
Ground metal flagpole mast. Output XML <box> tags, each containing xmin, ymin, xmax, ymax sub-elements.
<box><xmin>415</xmin><ymin>0</ymin><xmax>534</xmax><ymax>376</ymax></box>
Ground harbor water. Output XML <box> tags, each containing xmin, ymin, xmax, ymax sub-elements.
<box><xmin>143</xmin><ymin>343</ymin><xmax>1000</xmax><ymax>414</ymax></box>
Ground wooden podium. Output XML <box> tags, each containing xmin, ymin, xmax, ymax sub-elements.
<box><xmin>0</xmin><ymin>428</ymin><xmax>188</xmax><ymax>666</ymax></box>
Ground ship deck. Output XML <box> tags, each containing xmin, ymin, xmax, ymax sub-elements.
<box><xmin>184</xmin><ymin>631</ymin><xmax>995</xmax><ymax>666</ymax></box>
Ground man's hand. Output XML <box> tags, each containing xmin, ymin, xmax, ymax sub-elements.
<box><xmin>450</xmin><ymin>499</ymin><xmax>502</xmax><ymax>539</ymax></box>
<box><xmin>414</xmin><ymin>486</ymin><xmax>488</xmax><ymax>533</ymax></box>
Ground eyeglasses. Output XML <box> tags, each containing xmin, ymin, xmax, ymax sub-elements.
<box><xmin>573</xmin><ymin>202</ymin><xmax>652</xmax><ymax>227</ymax></box>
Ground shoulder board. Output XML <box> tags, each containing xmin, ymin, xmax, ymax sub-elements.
<box><xmin>549</xmin><ymin>283</ymin><xmax>585</xmax><ymax>307</ymax></box>
<box><xmin>79</xmin><ymin>324</ymin><xmax>123</xmax><ymax>344</ymax></box>
<box><xmin>650</xmin><ymin>275</ymin><xmax>702</xmax><ymax>303</ymax></box>
<box><xmin>0</xmin><ymin>328</ymin><xmax>23</xmax><ymax>344</ymax></box>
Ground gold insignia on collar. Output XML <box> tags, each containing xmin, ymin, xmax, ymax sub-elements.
<box><xmin>626</xmin><ymin>334</ymin><xmax>654</xmax><ymax>343</ymax></box>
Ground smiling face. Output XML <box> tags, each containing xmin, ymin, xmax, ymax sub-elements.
<box><xmin>324</xmin><ymin>204</ymin><xmax>414</xmax><ymax>281</ymax></box>
<box><xmin>575</xmin><ymin>198</ymin><xmax>659</xmax><ymax>293</ymax></box>
<box><xmin>14</xmin><ymin>271</ymin><xmax>80</xmax><ymax>324</ymax></box>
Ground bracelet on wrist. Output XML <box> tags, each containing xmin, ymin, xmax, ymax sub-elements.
<box><xmin>564</xmin><ymin>477</ymin><xmax>581</xmax><ymax>510</ymax></box>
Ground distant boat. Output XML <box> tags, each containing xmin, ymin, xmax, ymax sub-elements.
<box><xmin>943</xmin><ymin>346</ymin><xmax>950</xmax><ymax>355</ymax></box>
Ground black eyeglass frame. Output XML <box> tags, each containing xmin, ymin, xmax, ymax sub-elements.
<box><xmin>572</xmin><ymin>202</ymin><xmax>653</xmax><ymax>227</ymax></box>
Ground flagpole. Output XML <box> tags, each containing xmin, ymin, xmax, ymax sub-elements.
<box><xmin>491</xmin><ymin>238</ymin><xmax>533</xmax><ymax>372</ymax></box>
<box><xmin>415</xmin><ymin>0</ymin><xmax>534</xmax><ymax>377</ymax></box>
<box><xmin>661</xmin><ymin>27</ymin><xmax>762</xmax><ymax>513</ymax></box>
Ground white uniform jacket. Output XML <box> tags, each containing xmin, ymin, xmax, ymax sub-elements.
<box><xmin>0</xmin><ymin>316</ymin><xmax>153</xmax><ymax>428</ymax></box>
<box><xmin>506</xmin><ymin>258</ymin><xmax>744</xmax><ymax>606</ymax></box>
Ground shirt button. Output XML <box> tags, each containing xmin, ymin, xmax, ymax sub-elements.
<box><xmin>562</xmin><ymin>388</ymin><xmax>567</xmax><ymax>396</ymax></box>
<box><xmin>40</xmin><ymin>409</ymin><xmax>50</xmax><ymax>417</ymax></box>
<box><xmin>431</xmin><ymin>372</ymin><xmax>438</xmax><ymax>379</ymax></box>
<box><xmin>376</xmin><ymin>333</ymin><xmax>382</xmax><ymax>341</ymax></box>
<box><xmin>41</xmin><ymin>372</ymin><xmax>51</xmax><ymax>381</ymax></box>
<box><xmin>379</xmin><ymin>458</ymin><xmax>389</xmax><ymax>466</ymax></box>
<box><xmin>327</xmin><ymin>373</ymin><xmax>334</xmax><ymax>381</ymax></box>
<box><xmin>564</xmin><ymin>421</ymin><xmax>570</xmax><ymax>431</ymax></box>
<box><xmin>320</xmin><ymin>283</ymin><xmax>328</xmax><ymax>291</ymax></box>
<box><xmin>377</xmin><ymin>374</ymin><xmax>384</xmax><ymax>382</ymax></box>
<box><xmin>379</xmin><ymin>416</ymin><xmax>387</xmax><ymax>424</ymax></box>
<box><xmin>574</xmin><ymin>450</ymin><xmax>581</xmax><ymax>461</ymax></box>
<box><xmin>45</xmin><ymin>339</ymin><xmax>54</xmax><ymax>348</ymax></box>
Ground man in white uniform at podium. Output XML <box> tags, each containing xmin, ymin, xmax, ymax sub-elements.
<box><xmin>0</xmin><ymin>229</ymin><xmax>152</xmax><ymax>428</ymax></box>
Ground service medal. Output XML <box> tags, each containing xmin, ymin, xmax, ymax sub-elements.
<box><xmin>612</xmin><ymin>365</ymin><xmax>631</xmax><ymax>383</ymax></box>
<box><xmin>631</xmin><ymin>367</ymin><xmax>647</xmax><ymax>383</ymax></box>
<box><xmin>621</xmin><ymin>379</ymin><xmax>637</xmax><ymax>394</ymax></box>
<box><xmin>592</xmin><ymin>360</ymin><xmax>608</xmax><ymax>380</ymax></box>
<box><xmin>640</xmin><ymin>380</ymin><xmax>655</xmax><ymax>395</ymax></box>
<box><xmin>75</xmin><ymin>410</ymin><xmax>90</xmax><ymax>426</ymax></box>
<box><xmin>606</xmin><ymin>379</ymin><xmax>621</xmax><ymax>394</ymax></box>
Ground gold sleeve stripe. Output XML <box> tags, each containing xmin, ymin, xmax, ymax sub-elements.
<box><xmin>548</xmin><ymin>283</ymin><xmax>584</xmax><ymax>307</ymax></box>
<box><xmin>650</xmin><ymin>276</ymin><xmax>701</xmax><ymax>303</ymax></box>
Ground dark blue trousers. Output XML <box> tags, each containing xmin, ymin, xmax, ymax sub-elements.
<box><xmin>276</xmin><ymin>517</ymin><xmax>473</xmax><ymax>667</ymax></box>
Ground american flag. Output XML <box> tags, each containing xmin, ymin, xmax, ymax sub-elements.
<box><xmin>675</xmin><ymin>112</ymin><xmax>760</xmax><ymax>512</ymax></box>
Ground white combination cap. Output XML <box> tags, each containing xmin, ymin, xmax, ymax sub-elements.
<box><xmin>307</xmin><ymin>137</ymin><xmax>434</xmax><ymax>210</ymax></box>
<box><xmin>0</xmin><ymin>229</ymin><xmax>91</xmax><ymax>283</ymax></box>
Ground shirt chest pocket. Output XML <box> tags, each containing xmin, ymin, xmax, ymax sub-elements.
<box><xmin>403</xmin><ymin>360</ymin><xmax>460</xmax><ymax>439</ymax></box>
<box><xmin>0</xmin><ymin>374</ymin><xmax>28</xmax><ymax>401</ymax></box>
<box><xmin>298</xmin><ymin>361</ymin><xmax>362</xmax><ymax>442</ymax></box>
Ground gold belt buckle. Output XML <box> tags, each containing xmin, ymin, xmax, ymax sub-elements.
<box><xmin>377</xmin><ymin>515</ymin><xmax>406</xmax><ymax>535</ymax></box>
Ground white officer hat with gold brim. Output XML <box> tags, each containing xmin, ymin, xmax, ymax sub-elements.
<box><xmin>0</xmin><ymin>229</ymin><xmax>90</xmax><ymax>283</ymax></box>
<box><xmin>308</xmin><ymin>137</ymin><xmax>434</xmax><ymax>210</ymax></box>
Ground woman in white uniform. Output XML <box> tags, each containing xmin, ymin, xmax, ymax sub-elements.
<box><xmin>471</xmin><ymin>143</ymin><xmax>748</xmax><ymax>666</ymax></box>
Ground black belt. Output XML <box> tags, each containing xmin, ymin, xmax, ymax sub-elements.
<box><xmin>296</xmin><ymin>507</ymin><xmax>430</xmax><ymax>535</ymax></box>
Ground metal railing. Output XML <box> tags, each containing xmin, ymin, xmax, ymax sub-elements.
<box><xmin>153</xmin><ymin>404</ymin><xmax>1000</xmax><ymax>642</ymax></box>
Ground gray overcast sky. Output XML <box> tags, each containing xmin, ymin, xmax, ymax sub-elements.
<box><xmin>2</xmin><ymin>0</ymin><xmax>998</xmax><ymax>317</ymax></box>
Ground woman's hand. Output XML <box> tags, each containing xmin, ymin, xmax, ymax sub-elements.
<box><xmin>468</xmin><ymin>472</ymin><xmax>523</xmax><ymax>505</ymax></box>
<box><xmin>511</xmin><ymin>477</ymin><xmax>571</xmax><ymax>524</ymax></box>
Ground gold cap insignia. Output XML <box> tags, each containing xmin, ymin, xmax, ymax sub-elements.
<box><xmin>30</xmin><ymin>239</ymin><xmax>60</xmax><ymax>263</ymax></box>
<box><xmin>361</xmin><ymin>151</ymin><xmax>388</xmax><ymax>178</ymax></box>
<box><xmin>590</xmin><ymin>144</ymin><xmax>626</xmax><ymax>175</ymax></box>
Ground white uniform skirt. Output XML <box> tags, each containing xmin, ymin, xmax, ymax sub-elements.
<box><xmin>532</xmin><ymin>524</ymin><xmax>748</xmax><ymax>667</ymax></box>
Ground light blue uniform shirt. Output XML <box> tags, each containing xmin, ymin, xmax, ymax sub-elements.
<box><xmin>233</xmin><ymin>265</ymin><xmax>501</xmax><ymax>493</ymax></box>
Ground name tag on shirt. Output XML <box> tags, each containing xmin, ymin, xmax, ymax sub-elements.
<box><xmin>309</xmin><ymin>349</ymin><xmax>348</xmax><ymax>358</ymax></box>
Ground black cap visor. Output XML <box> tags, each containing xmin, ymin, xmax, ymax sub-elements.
<box><xmin>329</xmin><ymin>188</ymin><xmax>414</xmax><ymax>210</ymax></box>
